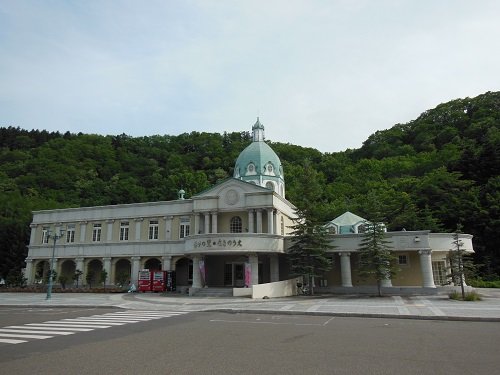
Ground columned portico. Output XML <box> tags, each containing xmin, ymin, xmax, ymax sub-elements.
<box><xmin>267</xmin><ymin>209</ymin><xmax>274</xmax><ymax>234</ymax></box>
<box><xmin>248</xmin><ymin>210</ymin><xmax>254</xmax><ymax>233</ymax></box>
<box><xmin>204</xmin><ymin>212</ymin><xmax>210</xmax><ymax>234</ymax></box>
<box><xmin>211</xmin><ymin>212</ymin><xmax>218</xmax><ymax>233</ymax></box>
<box><xmin>256</xmin><ymin>209</ymin><xmax>263</xmax><ymax>233</ymax></box>
<box><xmin>339</xmin><ymin>252</ymin><xmax>353</xmax><ymax>287</ymax></box>
<box><xmin>419</xmin><ymin>249</ymin><xmax>436</xmax><ymax>288</ymax></box>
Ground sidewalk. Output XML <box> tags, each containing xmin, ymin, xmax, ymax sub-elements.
<box><xmin>1</xmin><ymin>289</ymin><xmax>500</xmax><ymax>322</ymax></box>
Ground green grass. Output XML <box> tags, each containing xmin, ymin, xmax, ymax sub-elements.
<box><xmin>449</xmin><ymin>290</ymin><xmax>482</xmax><ymax>301</ymax></box>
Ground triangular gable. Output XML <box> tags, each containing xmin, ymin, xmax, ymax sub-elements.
<box><xmin>329</xmin><ymin>211</ymin><xmax>367</xmax><ymax>226</ymax></box>
<box><xmin>193</xmin><ymin>177</ymin><xmax>271</xmax><ymax>198</ymax></box>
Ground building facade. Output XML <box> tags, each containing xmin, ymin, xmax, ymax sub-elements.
<box><xmin>25</xmin><ymin>119</ymin><xmax>474</xmax><ymax>292</ymax></box>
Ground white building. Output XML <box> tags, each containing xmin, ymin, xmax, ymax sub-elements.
<box><xmin>25</xmin><ymin>119</ymin><xmax>474</xmax><ymax>294</ymax></box>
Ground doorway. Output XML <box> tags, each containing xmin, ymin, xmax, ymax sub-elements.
<box><xmin>224</xmin><ymin>263</ymin><xmax>245</xmax><ymax>287</ymax></box>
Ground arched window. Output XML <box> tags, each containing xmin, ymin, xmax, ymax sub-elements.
<box><xmin>265</xmin><ymin>181</ymin><xmax>275</xmax><ymax>191</ymax></box>
<box><xmin>230</xmin><ymin>216</ymin><xmax>242</xmax><ymax>233</ymax></box>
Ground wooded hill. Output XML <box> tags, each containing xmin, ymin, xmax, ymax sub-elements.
<box><xmin>1</xmin><ymin>91</ymin><xmax>499</xmax><ymax>279</ymax></box>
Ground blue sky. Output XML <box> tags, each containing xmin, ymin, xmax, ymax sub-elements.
<box><xmin>1</xmin><ymin>1</ymin><xmax>499</xmax><ymax>153</ymax></box>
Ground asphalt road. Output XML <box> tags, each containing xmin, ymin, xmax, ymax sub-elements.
<box><xmin>1</xmin><ymin>307</ymin><xmax>499</xmax><ymax>374</ymax></box>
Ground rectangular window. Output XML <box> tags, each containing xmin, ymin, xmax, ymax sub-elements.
<box><xmin>42</xmin><ymin>227</ymin><xmax>50</xmax><ymax>244</ymax></box>
<box><xmin>120</xmin><ymin>221</ymin><xmax>129</xmax><ymax>241</ymax></box>
<box><xmin>149</xmin><ymin>220</ymin><xmax>159</xmax><ymax>240</ymax></box>
<box><xmin>180</xmin><ymin>218</ymin><xmax>190</xmax><ymax>239</ymax></box>
<box><xmin>66</xmin><ymin>224</ymin><xmax>75</xmax><ymax>243</ymax></box>
<box><xmin>432</xmin><ymin>261</ymin><xmax>447</xmax><ymax>286</ymax></box>
<box><xmin>92</xmin><ymin>223</ymin><xmax>102</xmax><ymax>242</ymax></box>
<box><xmin>398</xmin><ymin>255</ymin><xmax>408</xmax><ymax>266</ymax></box>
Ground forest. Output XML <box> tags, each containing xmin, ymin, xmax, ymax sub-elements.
<box><xmin>1</xmin><ymin>91</ymin><xmax>499</xmax><ymax>281</ymax></box>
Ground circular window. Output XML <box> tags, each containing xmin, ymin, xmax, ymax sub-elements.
<box><xmin>248</xmin><ymin>164</ymin><xmax>255</xmax><ymax>173</ymax></box>
<box><xmin>267</xmin><ymin>164</ymin><xmax>273</xmax><ymax>173</ymax></box>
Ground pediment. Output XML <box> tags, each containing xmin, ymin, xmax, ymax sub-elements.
<box><xmin>193</xmin><ymin>178</ymin><xmax>270</xmax><ymax>199</ymax></box>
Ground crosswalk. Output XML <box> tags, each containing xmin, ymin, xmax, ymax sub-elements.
<box><xmin>0</xmin><ymin>310</ymin><xmax>188</xmax><ymax>345</ymax></box>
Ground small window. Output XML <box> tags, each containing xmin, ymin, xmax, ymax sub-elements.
<box><xmin>66</xmin><ymin>224</ymin><xmax>75</xmax><ymax>243</ymax></box>
<box><xmin>230</xmin><ymin>216</ymin><xmax>242</xmax><ymax>233</ymax></box>
<box><xmin>42</xmin><ymin>227</ymin><xmax>50</xmax><ymax>244</ymax></box>
<box><xmin>265</xmin><ymin>181</ymin><xmax>274</xmax><ymax>191</ymax></box>
<box><xmin>120</xmin><ymin>221</ymin><xmax>129</xmax><ymax>241</ymax></box>
<box><xmin>180</xmin><ymin>218</ymin><xmax>190</xmax><ymax>239</ymax></box>
<box><xmin>267</xmin><ymin>164</ymin><xmax>273</xmax><ymax>173</ymax></box>
<box><xmin>92</xmin><ymin>223</ymin><xmax>102</xmax><ymax>242</ymax></box>
<box><xmin>398</xmin><ymin>255</ymin><xmax>408</xmax><ymax>266</ymax></box>
<box><xmin>149</xmin><ymin>220</ymin><xmax>159</xmax><ymax>240</ymax></box>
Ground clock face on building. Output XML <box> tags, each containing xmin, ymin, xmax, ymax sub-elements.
<box><xmin>225</xmin><ymin>189</ymin><xmax>240</xmax><ymax>205</ymax></box>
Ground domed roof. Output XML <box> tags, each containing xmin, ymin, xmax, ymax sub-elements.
<box><xmin>233</xmin><ymin>118</ymin><xmax>285</xmax><ymax>197</ymax></box>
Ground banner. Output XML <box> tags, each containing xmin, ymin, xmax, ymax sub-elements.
<box><xmin>199</xmin><ymin>259</ymin><xmax>206</xmax><ymax>286</ymax></box>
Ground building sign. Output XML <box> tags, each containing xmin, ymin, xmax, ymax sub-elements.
<box><xmin>194</xmin><ymin>238</ymin><xmax>243</xmax><ymax>249</ymax></box>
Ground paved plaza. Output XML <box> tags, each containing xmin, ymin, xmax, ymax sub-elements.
<box><xmin>1</xmin><ymin>289</ymin><xmax>500</xmax><ymax>321</ymax></box>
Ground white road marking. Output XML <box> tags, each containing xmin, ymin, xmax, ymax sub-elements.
<box><xmin>0</xmin><ymin>328</ymin><xmax>75</xmax><ymax>335</ymax></box>
<box><xmin>0</xmin><ymin>310</ymin><xmax>189</xmax><ymax>345</ymax></box>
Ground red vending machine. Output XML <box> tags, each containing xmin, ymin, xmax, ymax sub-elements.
<box><xmin>151</xmin><ymin>271</ymin><xmax>166</xmax><ymax>292</ymax></box>
<box><xmin>138</xmin><ymin>270</ymin><xmax>152</xmax><ymax>292</ymax></box>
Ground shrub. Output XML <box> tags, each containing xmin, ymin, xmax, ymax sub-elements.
<box><xmin>467</xmin><ymin>278</ymin><xmax>500</xmax><ymax>288</ymax></box>
<box><xmin>449</xmin><ymin>290</ymin><xmax>482</xmax><ymax>301</ymax></box>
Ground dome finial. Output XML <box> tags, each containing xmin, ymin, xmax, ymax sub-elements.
<box><xmin>252</xmin><ymin>117</ymin><xmax>265</xmax><ymax>141</ymax></box>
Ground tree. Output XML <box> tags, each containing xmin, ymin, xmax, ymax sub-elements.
<box><xmin>58</xmin><ymin>275</ymin><xmax>68</xmax><ymax>289</ymax></box>
<box><xmin>357</xmin><ymin>221</ymin><xmax>398</xmax><ymax>297</ymax></box>
<box><xmin>115</xmin><ymin>271</ymin><xmax>129</xmax><ymax>288</ymax></box>
<box><xmin>447</xmin><ymin>224</ymin><xmax>476</xmax><ymax>299</ymax></box>
<box><xmin>72</xmin><ymin>269</ymin><xmax>83</xmax><ymax>288</ymax></box>
<box><xmin>287</xmin><ymin>208</ymin><xmax>334</xmax><ymax>295</ymax></box>
<box><xmin>99</xmin><ymin>269</ymin><xmax>108</xmax><ymax>289</ymax></box>
<box><xmin>86</xmin><ymin>270</ymin><xmax>94</xmax><ymax>289</ymax></box>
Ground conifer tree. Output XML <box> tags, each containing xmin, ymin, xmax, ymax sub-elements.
<box><xmin>357</xmin><ymin>221</ymin><xmax>397</xmax><ymax>296</ymax></box>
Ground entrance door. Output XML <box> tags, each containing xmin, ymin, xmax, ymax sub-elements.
<box><xmin>234</xmin><ymin>263</ymin><xmax>245</xmax><ymax>287</ymax></box>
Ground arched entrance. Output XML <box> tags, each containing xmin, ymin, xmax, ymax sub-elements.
<box><xmin>60</xmin><ymin>260</ymin><xmax>76</xmax><ymax>287</ymax></box>
<box><xmin>35</xmin><ymin>260</ymin><xmax>50</xmax><ymax>284</ymax></box>
<box><xmin>114</xmin><ymin>259</ymin><xmax>131</xmax><ymax>286</ymax></box>
<box><xmin>86</xmin><ymin>259</ymin><xmax>103</xmax><ymax>288</ymax></box>
<box><xmin>144</xmin><ymin>258</ymin><xmax>161</xmax><ymax>271</ymax></box>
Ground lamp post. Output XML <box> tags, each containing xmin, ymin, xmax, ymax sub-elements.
<box><xmin>46</xmin><ymin>228</ymin><xmax>65</xmax><ymax>300</ymax></box>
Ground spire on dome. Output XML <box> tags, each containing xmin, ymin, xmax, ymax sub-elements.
<box><xmin>252</xmin><ymin>117</ymin><xmax>265</xmax><ymax>142</ymax></box>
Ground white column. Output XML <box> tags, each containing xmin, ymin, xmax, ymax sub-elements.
<box><xmin>419</xmin><ymin>249</ymin><xmax>436</xmax><ymax>288</ymax></box>
<box><xmin>79</xmin><ymin>221</ymin><xmax>87</xmax><ymax>242</ymax></box>
<box><xmin>204</xmin><ymin>213</ymin><xmax>210</xmax><ymax>234</ymax></box>
<box><xmin>249</xmin><ymin>254</ymin><xmax>259</xmax><ymax>286</ymax></box>
<box><xmin>25</xmin><ymin>258</ymin><xmax>34</xmax><ymax>284</ymax></box>
<box><xmin>211</xmin><ymin>212</ymin><xmax>218</xmax><ymax>234</ymax></box>
<box><xmin>191</xmin><ymin>255</ymin><xmax>202</xmax><ymax>288</ymax></box>
<box><xmin>267</xmin><ymin>209</ymin><xmax>274</xmax><ymax>234</ymax></box>
<box><xmin>162</xmin><ymin>256</ymin><xmax>172</xmax><ymax>271</ymax></box>
<box><xmin>194</xmin><ymin>214</ymin><xmax>200</xmax><ymax>235</ymax></box>
<box><xmin>134</xmin><ymin>218</ymin><xmax>143</xmax><ymax>241</ymax></box>
<box><xmin>131</xmin><ymin>256</ymin><xmax>141</xmax><ymax>286</ymax></box>
<box><xmin>248</xmin><ymin>210</ymin><xmax>254</xmax><ymax>233</ymax></box>
<box><xmin>29</xmin><ymin>224</ymin><xmax>37</xmax><ymax>245</ymax></box>
<box><xmin>270</xmin><ymin>255</ymin><xmax>279</xmax><ymax>282</ymax></box>
<box><xmin>339</xmin><ymin>252</ymin><xmax>353</xmax><ymax>287</ymax></box>
<box><xmin>103</xmin><ymin>257</ymin><xmax>112</xmax><ymax>285</ymax></box>
<box><xmin>256</xmin><ymin>209</ymin><xmax>263</xmax><ymax>233</ymax></box>
<box><xmin>106</xmin><ymin>220</ymin><xmax>114</xmax><ymax>242</ymax></box>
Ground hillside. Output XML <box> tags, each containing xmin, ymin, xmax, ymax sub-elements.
<box><xmin>1</xmin><ymin>91</ymin><xmax>499</xmax><ymax>279</ymax></box>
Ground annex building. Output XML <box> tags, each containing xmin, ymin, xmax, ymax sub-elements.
<box><xmin>25</xmin><ymin>119</ymin><xmax>474</xmax><ymax>295</ymax></box>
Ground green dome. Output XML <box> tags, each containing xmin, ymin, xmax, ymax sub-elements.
<box><xmin>234</xmin><ymin>118</ymin><xmax>285</xmax><ymax>197</ymax></box>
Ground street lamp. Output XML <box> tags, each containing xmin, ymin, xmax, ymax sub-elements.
<box><xmin>46</xmin><ymin>227</ymin><xmax>65</xmax><ymax>300</ymax></box>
